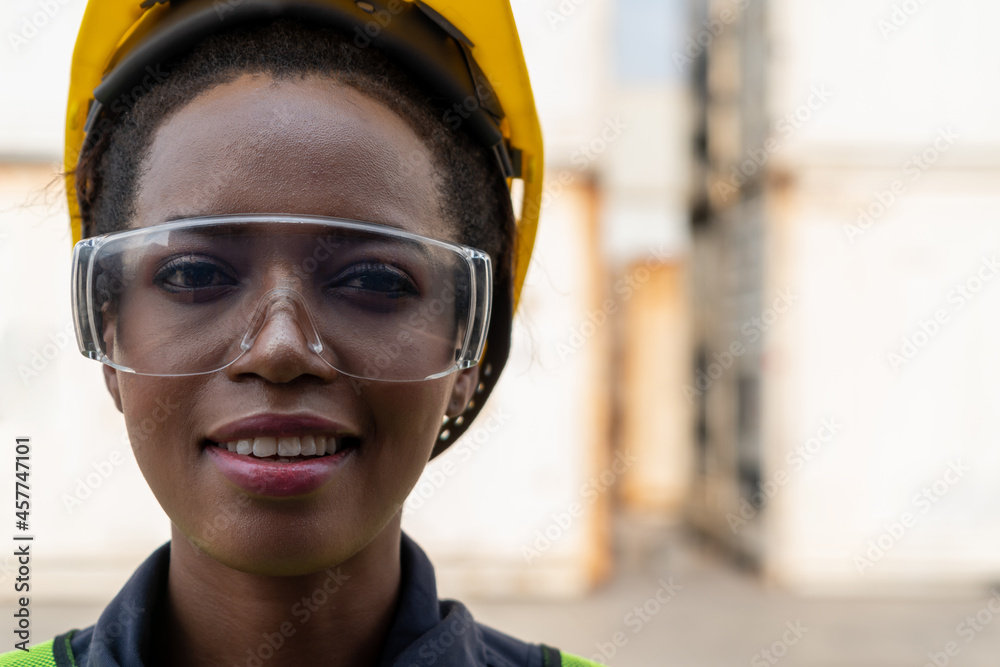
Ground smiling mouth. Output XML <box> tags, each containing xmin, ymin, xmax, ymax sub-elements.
<box><xmin>204</xmin><ymin>435</ymin><xmax>361</xmax><ymax>462</ymax></box>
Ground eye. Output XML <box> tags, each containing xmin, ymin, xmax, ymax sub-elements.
<box><xmin>153</xmin><ymin>255</ymin><xmax>238</xmax><ymax>296</ymax></box>
<box><xmin>330</xmin><ymin>262</ymin><xmax>418</xmax><ymax>298</ymax></box>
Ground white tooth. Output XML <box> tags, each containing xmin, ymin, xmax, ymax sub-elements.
<box><xmin>252</xmin><ymin>437</ymin><xmax>277</xmax><ymax>457</ymax></box>
<box><xmin>300</xmin><ymin>435</ymin><xmax>317</xmax><ymax>456</ymax></box>
<box><xmin>236</xmin><ymin>439</ymin><xmax>253</xmax><ymax>455</ymax></box>
<box><xmin>227</xmin><ymin>441</ymin><xmax>237</xmax><ymax>453</ymax></box>
<box><xmin>277</xmin><ymin>437</ymin><xmax>301</xmax><ymax>457</ymax></box>
<box><xmin>315</xmin><ymin>436</ymin><xmax>327</xmax><ymax>456</ymax></box>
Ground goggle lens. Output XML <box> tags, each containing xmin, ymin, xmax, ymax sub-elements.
<box><xmin>72</xmin><ymin>216</ymin><xmax>491</xmax><ymax>382</ymax></box>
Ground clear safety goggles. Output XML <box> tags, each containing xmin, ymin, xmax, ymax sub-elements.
<box><xmin>71</xmin><ymin>214</ymin><xmax>492</xmax><ymax>382</ymax></box>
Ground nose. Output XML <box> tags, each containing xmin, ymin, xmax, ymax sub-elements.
<box><xmin>226</xmin><ymin>288</ymin><xmax>337</xmax><ymax>383</ymax></box>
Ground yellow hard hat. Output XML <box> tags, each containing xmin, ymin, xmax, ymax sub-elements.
<box><xmin>64</xmin><ymin>0</ymin><xmax>543</xmax><ymax>452</ymax></box>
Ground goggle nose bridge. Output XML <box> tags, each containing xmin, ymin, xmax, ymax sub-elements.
<box><xmin>238</xmin><ymin>287</ymin><xmax>326</xmax><ymax>357</ymax></box>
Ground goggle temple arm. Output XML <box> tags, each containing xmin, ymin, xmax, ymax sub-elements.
<box><xmin>71</xmin><ymin>238</ymin><xmax>105</xmax><ymax>363</ymax></box>
<box><xmin>457</xmin><ymin>249</ymin><xmax>493</xmax><ymax>369</ymax></box>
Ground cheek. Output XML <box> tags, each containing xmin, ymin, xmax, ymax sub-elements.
<box><xmin>359</xmin><ymin>379</ymin><xmax>452</xmax><ymax>480</ymax></box>
<box><xmin>117</xmin><ymin>375</ymin><xmax>199</xmax><ymax>478</ymax></box>
<box><xmin>369</xmin><ymin>380</ymin><xmax>449</xmax><ymax>435</ymax></box>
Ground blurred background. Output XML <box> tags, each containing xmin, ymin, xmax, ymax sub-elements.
<box><xmin>3</xmin><ymin>0</ymin><xmax>1000</xmax><ymax>664</ymax></box>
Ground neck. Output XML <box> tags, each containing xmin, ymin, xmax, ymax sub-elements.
<box><xmin>152</xmin><ymin>517</ymin><xmax>403</xmax><ymax>667</ymax></box>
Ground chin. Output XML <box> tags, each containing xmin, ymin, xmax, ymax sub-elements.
<box><xmin>182</xmin><ymin>507</ymin><xmax>395</xmax><ymax>577</ymax></box>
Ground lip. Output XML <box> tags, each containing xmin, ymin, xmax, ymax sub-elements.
<box><xmin>205</xmin><ymin>443</ymin><xmax>355</xmax><ymax>498</ymax></box>
<box><xmin>205</xmin><ymin>413</ymin><xmax>358</xmax><ymax>442</ymax></box>
<box><xmin>203</xmin><ymin>413</ymin><xmax>360</xmax><ymax>498</ymax></box>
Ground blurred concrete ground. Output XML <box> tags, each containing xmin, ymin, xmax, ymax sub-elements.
<box><xmin>25</xmin><ymin>513</ymin><xmax>1000</xmax><ymax>666</ymax></box>
<box><xmin>467</xmin><ymin>513</ymin><xmax>1000</xmax><ymax>667</ymax></box>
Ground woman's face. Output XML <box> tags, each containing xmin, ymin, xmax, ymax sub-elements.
<box><xmin>102</xmin><ymin>72</ymin><xmax>479</xmax><ymax>575</ymax></box>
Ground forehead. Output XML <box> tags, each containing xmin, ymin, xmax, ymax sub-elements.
<box><xmin>135</xmin><ymin>73</ymin><xmax>448</xmax><ymax>240</ymax></box>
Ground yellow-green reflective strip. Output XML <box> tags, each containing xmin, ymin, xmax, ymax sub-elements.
<box><xmin>0</xmin><ymin>639</ymin><xmax>57</xmax><ymax>667</ymax></box>
<box><xmin>561</xmin><ymin>651</ymin><xmax>606</xmax><ymax>667</ymax></box>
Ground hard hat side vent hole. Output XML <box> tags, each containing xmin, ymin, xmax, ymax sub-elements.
<box><xmin>510</xmin><ymin>178</ymin><xmax>525</xmax><ymax>222</ymax></box>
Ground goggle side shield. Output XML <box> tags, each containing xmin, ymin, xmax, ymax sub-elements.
<box><xmin>71</xmin><ymin>215</ymin><xmax>492</xmax><ymax>382</ymax></box>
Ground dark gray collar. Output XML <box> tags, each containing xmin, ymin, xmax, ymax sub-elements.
<box><xmin>64</xmin><ymin>532</ymin><xmax>492</xmax><ymax>666</ymax></box>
